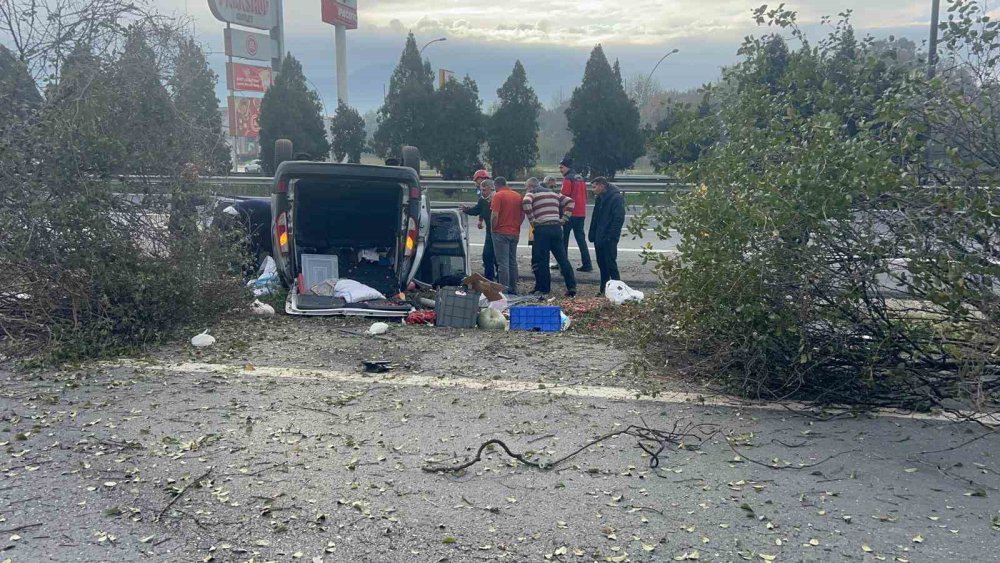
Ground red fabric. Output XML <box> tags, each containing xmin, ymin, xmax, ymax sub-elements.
<box><xmin>561</xmin><ymin>176</ymin><xmax>588</xmax><ymax>217</ymax></box>
<box><xmin>490</xmin><ymin>188</ymin><xmax>524</xmax><ymax>236</ymax></box>
<box><xmin>406</xmin><ymin>310</ymin><xmax>436</xmax><ymax>325</ymax></box>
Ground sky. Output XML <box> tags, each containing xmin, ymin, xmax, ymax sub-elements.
<box><xmin>163</xmin><ymin>1</ymin><xmax>941</xmax><ymax>113</ymax></box>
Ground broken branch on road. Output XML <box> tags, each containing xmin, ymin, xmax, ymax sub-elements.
<box><xmin>422</xmin><ymin>422</ymin><xmax>717</xmax><ymax>474</ymax></box>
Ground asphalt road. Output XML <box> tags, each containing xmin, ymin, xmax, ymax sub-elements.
<box><xmin>2</xmin><ymin>315</ymin><xmax>998</xmax><ymax>562</ymax></box>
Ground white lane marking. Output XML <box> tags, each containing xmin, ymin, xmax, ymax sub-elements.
<box><xmin>110</xmin><ymin>361</ymin><xmax>998</xmax><ymax>425</ymax></box>
<box><xmin>469</xmin><ymin>244</ymin><xmax>676</xmax><ymax>254</ymax></box>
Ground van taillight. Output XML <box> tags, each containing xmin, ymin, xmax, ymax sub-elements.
<box><xmin>405</xmin><ymin>217</ymin><xmax>417</xmax><ymax>257</ymax></box>
<box><xmin>277</xmin><ymin>179</ymin><xmax>288</xmax><ymax>193</ymax></box>
<box><xmin>276</xmin><ymin>212</ymin><xmax>289</xmax><ymax>255</ymax></box>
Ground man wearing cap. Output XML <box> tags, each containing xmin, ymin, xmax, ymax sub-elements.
<box><xmin>558</xmin><ymin>157</ymin><xmax>593</xmax><ymax>273</ymax></box>
<box><xmin>461</xmin><ymin>174</ymin><xmax>496</xmax><ymax>281</ymax></box>
<box><xmin>523</xmin><ymin>177</ymin><xmax>577</xmax><ymax>297</ymax></box>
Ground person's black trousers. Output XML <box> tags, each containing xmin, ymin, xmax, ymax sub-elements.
<box><xmin>483</xmin><ymin>235</ymin><xmax>497</xmax><ymax>281</ymax></box>
<box><xmin>533</xmin><ymin>224</ymin><xmax>577</xmax><ymax>294</ymax></box>
<box><xmin>595</xmin><ymin>239</ymin><xmax>621</xmax><ymax>293</ymax></box>
<box><xmin>563</xmin><ymin>217</ymin><xmax>593</xmax><ymax>269</ymax></box>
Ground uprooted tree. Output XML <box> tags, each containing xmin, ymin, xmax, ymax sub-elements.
<box><xmin>0</xmin><ymin>1</ymin><xmax>245</xmax><ymax>361</ymax></box>
<box><xmin>632</xmin><ymin>2</ymin><xmax>998</xmax><ymax>411</ymax></box>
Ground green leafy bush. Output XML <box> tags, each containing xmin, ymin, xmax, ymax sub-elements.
<box><xmin>634</xmin><ymin>3</ymin><xmax>998</xmax><ymax>409</ymax></box>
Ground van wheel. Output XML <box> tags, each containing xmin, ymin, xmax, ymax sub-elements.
<box><xmin>274</xmin><ymin>139</ymin><xmax>293</xmax><ymax>170</ymax></box>
<box><xmin>402</xmin><ymin>146</ymin><xmax>421</xmax><ymax>178</ymax></box>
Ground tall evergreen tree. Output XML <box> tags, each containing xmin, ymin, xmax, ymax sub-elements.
<box><xmin>565</xmin><ymin>45</ymin><xmax>644</xmax><ymax>177</ymax></box>
<box><xmin>371</xmin><ymin>33</ymin><xmax>435</xmax><ymax>159</ymax></box>
<box><xmin>487</xmin><ymin>60</ymin><xmax>541</xmax><ymax>180</ymax></box>
<box><xmin>42</xmin><ymin>43</ymin><xmax>120</xmax><ymax>176</ymax></box>
<box><xmin>170</xmin><ymin>38</ymin><xmax>230</xmax><ymax>173</ymax></box>
<box><xmin>258</xmin><ymin>54</ymin><xmax>330</xmax><ymax>174</ymax></box>
<box><xmin>0</xmin><ymin>44</ymin><xmax>41</xmax><ymax>126</ymax></box>
<box><xmin>329</xmin><ymin>100</ymin><xmax>366</xmax><ymax>163</ymax></box>
<box><xmin>425</xmin><ymin>76</ymin><xmax>485</xmax><ymax>179</ymax></box>
<box><xmin>111</xmin><ymin>29</ymin><xmax>182</xmax><ymax>175</ymax></box>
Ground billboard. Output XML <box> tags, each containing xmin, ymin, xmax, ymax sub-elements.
<box><xmin>229</xmin><ymin>96</ymin><xmax>262</xmax><ymax>139</ymax></box>
<box><xmin>209</xmin><ymin>0</ymin><xmax>279</xmax><ymax>31</ymax></box>
<box><xmin>225</xmin><ymin>28</ymin><xmax>274</xmax><ymax>61</ymax></box>
<box><xmin>321</xmin><ymin>0</ymin><xmax>358</xmax><ymax>29</ymax></box>
<box><xmin>227</xmin><ymin>62</ymin><xmax>273</xmax><ymax>93</ymax></box>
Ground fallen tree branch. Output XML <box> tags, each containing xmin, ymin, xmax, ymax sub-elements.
<box><xmin>726</xmin><ymin>439</ymin><xmax>860</xmax><ymax>470</ymax></box>
<box><xmin>422</xmin><ymin>422</ymin><xmax>718</xmax><ymax>474</ymax></box>
<box><xmin>156</xmin><ymin>467</ymin><xmax>213</xmax><ymax>522</ymax></box>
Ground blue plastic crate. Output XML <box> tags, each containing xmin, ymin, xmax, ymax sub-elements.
<box><xmin>509</xmin><ymin>306</ymin><xmax>562</xmax><ymax>332</ymax></box>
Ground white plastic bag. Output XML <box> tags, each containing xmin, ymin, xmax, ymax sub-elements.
<box><xmin>191</xmin><ymin>330</ymin><xmax>216</xmax><ymax>347</ymax></box>
<box><xmin>248</xmin><ymin>256</ymin><xmax>280</xmax><ymax>297</ymax></box>
<box><xmin>367</xmin><ymin>322</ymin><xmax>389</xmax><ymax>336</ymax></box>
<box><xmin>604</xmin><ymin>281</ymin><xmax>645</xmax><ymax>306</ymax></box>
<box><xmin>335</xmin><ymin>279</ymin><xmax>386</xmax><ymax>304</ymax></box>
<box><xmin>560</xmin><ymin>312</ymin><xmax>572</xmax><ymax>331</ymax></box>
<box><xmin>251</xmin><ymin>299</ymin><xmax>275</xmax><ymax>316</ymax></box>
<box><xmin>488</xmin><ymin>293</ymin><xmax>509</xmax><ymax>312</ymax></box>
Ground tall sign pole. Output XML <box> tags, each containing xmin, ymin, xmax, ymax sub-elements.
<box><xmin>322</xmin><ymin>0</ymin><xmax>358</xmax><ymax>106</ymax></box>
<box><xmin>336</xmin><ymin>24</ymin><xmax>348</xmax><ymax>105</ymax></box>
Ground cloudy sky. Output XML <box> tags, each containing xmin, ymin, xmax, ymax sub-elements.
<box><xmin>162</xmin><ymin>0</ymin><xmax>942</xmax><ymax>113</ymax></box>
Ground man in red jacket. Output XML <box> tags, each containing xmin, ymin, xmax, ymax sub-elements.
<box><xmin>558</xmin><ymin>157</ymin><xmax>593</xmax><ymax>272</ymax></box>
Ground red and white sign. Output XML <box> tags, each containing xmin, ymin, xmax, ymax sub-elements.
<box><xmin>229</xmin><ymin>96</ymin><xmax>262</xmax><ymax>138</ymax></box>
<box><xmin>225</xmin><ymin>28</ymin><xmax>274</xmax><ymax>62</ymax></box>
<box><xmin>209</xmin><ymin>0</ymin><xmax>279</xmax><ymax>31</ymax></box>
<box><xmin>227</xmin><ymin>62</ymin><xmax>273</xmax><ymax>93</ymax></box>
<box><xmin>321</xmin><ymin>0</ymin><xmax>358</xmax><ymax>29</ymax></box>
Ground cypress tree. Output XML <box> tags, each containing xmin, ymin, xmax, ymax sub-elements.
<box><xmin>329</xmin><ymin>100</ymin><xmax>366</xmax><ymax>163</ymax></box>
<box><xmin>0</xmin><ymin>44</ymin><xmax>41</xmax><ymax>126</ymax></box>
<box><xmin>424</xmin><ymin>75</ymin><xmax>485</xmax><ymax>180</ymax></box>
<box><xmin>487</xmin><ymin>60</ymin><xmax>541</xmax><ymax>180</ymax></box>
<box><xmin>170</xmin><ymin>38</ymin><xmax>231</xmax><ymax>173</ymax></box>
<box><xmin>371</xmin><ymin>33</ymin><xmax>435</xmax><ymax>159</ymax></box>
<box><xmin>258</xmin><ymin>54</ymin><xmax>330</xmax><ymax>174</ymax></box>
<box><xmin>565</xmin><ymin>45</ymin><xmax>644</xmax><ymax>177</ymax></box>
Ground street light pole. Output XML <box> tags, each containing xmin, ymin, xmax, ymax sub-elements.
<box><xmin>646</xmin><ymin>48</ymin><xmax>679</xmax><ymax>87</ymax></box>
<box><xmin>420</xmin><ymin>37</ymin><xmax>447</xmax><ymax>54</ymax></box>
<box><xmin>928</xmin><ymin>0</ymin><xmax>940</xmax><ymax>80</ymax></box>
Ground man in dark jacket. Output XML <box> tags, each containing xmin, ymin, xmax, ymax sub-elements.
<box><xmin>588</xmin><ymin>177</ymin><xmax>626</xmax><ymax>296</ymax></box>
<box><xmin>461</xmin><ymin>179</ymin><xmax>496</xmax><ymax>281</ymax></box>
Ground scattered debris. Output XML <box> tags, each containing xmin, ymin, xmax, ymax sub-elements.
<box><xmin>366</xmin><ymin>322</ymin><xmax>389</xmax><ymax>336</ymax></box>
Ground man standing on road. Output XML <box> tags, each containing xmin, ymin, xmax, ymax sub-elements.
<box><xmin>588</xmin><ymin>177</ymin><xmax>626</xmax><ymax>296</ymax></box>
<box><xmin>523</xmin><ymin>177</ymin><xmax>577</xmax><ymax>297</ymax></box>
<box><xmin>461</xmin><ymin>178</ymin><xmax>496</xmax><ymax>281</ymax></box>
<box><xmin>543</xmin><ymin>175</ymin><xmax>561</xmax><ymax>193</ymax></box>
<box><xmin>558</xmin><ymin>157</ymin><xmax>593</xmax><ymax>273</ymax></box>
<box><xmin>490</xmin><ymin>177</ymin><xmax>524</xmax><ymax>295</ymax></box>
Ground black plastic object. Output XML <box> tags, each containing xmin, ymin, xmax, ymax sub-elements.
<box><xmin>435</xmin><ymin>287</ymin><xmax>481</xmax><ymax>328</ymax></box>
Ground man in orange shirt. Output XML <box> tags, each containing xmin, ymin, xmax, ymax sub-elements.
<box><xmin>490</xmin><ymin>177</ymin><xmax>525</xmax><ymax>295</ymax></box>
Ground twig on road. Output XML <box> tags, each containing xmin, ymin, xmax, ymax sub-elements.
<box><xmin>0</xmin><ymin>522</ymin><xmax>42</xmax><ymax>534</ymax></box>
<box><xmin>919</xmin><ymin>429</ymin><xmax>997</xmax><ymax>455</ymax></box>
<box><xmin>726</xmin><ymin>439</ymin><xmax>860</xmax><ymax>470</ymax></box>
<box><xmin>156</xmin><ymin>467</ymin><xmax>213</xmax><ymax>522</ymax></box>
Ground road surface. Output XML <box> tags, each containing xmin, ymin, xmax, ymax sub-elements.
<box><xmin>2</xmin><ymin>315</ymin><xmax>997</xmax><ymax>562</ymax></box>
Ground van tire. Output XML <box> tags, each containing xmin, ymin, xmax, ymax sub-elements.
<box><xmin>402</xmin><ymin>146</ymin><xmax>421</xmax><ymax>178</ymax></box>
<box><xmin>274</xmin><ymin>139</ymin><xmax>294</xmax><ymax>170</ymax></box>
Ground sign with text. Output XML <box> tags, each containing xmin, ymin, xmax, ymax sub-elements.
<box><xmin>209</xmin><ymin>0</ymin><xmax>279</xmax><ymax>30</ymax></box>
<box><xmin>321</xmin><ymin>0</ymin><xmax>358</xmax><ymax>29</ymax></box>
<box><xmin>225</xmin><ymin>28</ymin><xmax>274</xmax><ymax>61</ymax></box>
<box><xmin>229</xmin><ymin>96</ymin><xmax>262</xmax><ymax>138</ymax></box>
<box><xmin>227</xmin><ymin>62</ymin><xmax>273</xmax><ymax>93</ymax></box>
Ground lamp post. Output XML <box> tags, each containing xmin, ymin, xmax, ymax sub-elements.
<box><xmin>420</xmin><ymin>37</ymin><xmax>447</xmax><ymax>54</ymax></box>
<box><xmin>646</xmin><ymin>48</ymin><xmax>679</xmax><ymax>86</ymax></box>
